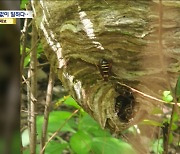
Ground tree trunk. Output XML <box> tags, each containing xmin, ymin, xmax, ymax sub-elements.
<box><xmin>31</xmin><ymin>0</ymin><xmax>180</xmax><ymax>133</ymax></box>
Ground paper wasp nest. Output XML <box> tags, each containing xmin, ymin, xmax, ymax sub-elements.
<box><xmin>31</xmin><ymin>0</ymin><xmax>180</xmax><ymax>133</ymax></box>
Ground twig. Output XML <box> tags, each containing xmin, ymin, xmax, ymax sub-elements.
<box><xmin>178</xmin><ymin>132</ymin><xmax>180</xmax><ymax>147</ymax></box>
<box><xmin>24</xmin><ymin>62</ymin><xmax>49</xmax><ymax>70</ymax></box>
<box><xmin>27</xmin><ymin>61</ymin><xmax>31</xmax><ymax>136</ymax></box>
<box><xmin>20</xmin><ymin>4</ymin><xmax>31</xmax><ymax>153</ymax></box>
<box><xmin>40</xmin><ymin>66</ymin><xmax>55</xmax><ymax>154</ymax></box>
<box><xmin>22</xmin><ymin>75</ymin><xmax>37</xmax><ymax>102</ymax></box>
<box><xmin>24</xmin><ymin>38</ymin><xmax>40</xmax><ymax>57</ymax></box>
<box><xmin>103</xmin><ymin>0</ymin><xmax>108</xmax><ymax>4</ymax></box>
<box><xmin>20</xmin><ymin>17</ymin><xmax>32</xmax><ymax>41</ymax></box>
<box><xmin>117</xmin><ymin>82</ymin><xmax>180</xmax><ymax>107</ymax></box>
<box><xmin>162</xmin><ymin>122</ymin><xmax>169</xmax><ymax>153</ymax></box>
<box><xmin>20</xmin><ymin>4</ymin><xmax>31</xmax><ymax>75</ymax></box>
<box><xmin>29</xmin><ymin>19</ymin><xmax>38</xmax><ymax>154</ymax></box>
<box><xmin>21</xmin><ymin>109</ymin><xmax>38</xmax><ymax>115</ymax></box>
<box><xmin>41</xmin><ymin>109</ymin><xmax>79</xmax><ymax>153</ymax></box>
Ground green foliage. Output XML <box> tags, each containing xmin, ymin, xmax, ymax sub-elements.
<box><xmin>22</xmin><ymin>90</ymin><xmax>179</xmax><ymax>153</ymax></box>
<box><xmin>64</xmin><ymin>96</ymin><xmax>81</xmax><ymax>109</ymax></box>
<box><xmin>22</xmin><ymin>96</ymin><xmax>136</xmax><ymax>153</ymax></box>
<box><xmin>151</xmin><ymin>107</ymin><xmax>163</xmax><ymax>115</ymax></box>
<box><xmin>20</xmin><ymin>43</ymin><xmax>43</xmax><ymax>67</ymax></box>
<box><xmin>172</xmin><ymin>111</ymin><xmax>179</xmax><ymax>123</ymax></box>
<box><xmin>20</xmin><ymin>46</ymin><xmax>30</xmax><ymax>67</ymax></box>
<box><xmin>78</xmin><ymin>114</ymin><xmax>111</xmax><ymax>137</ymax></box>
<box><xmin>91</xmin><ymin>137</ymin><xmax>135</xmax><ymax>154</ymax></box>
<box><xmin>161</xmin><ymin>89</ymin><xmax>179</xmax><ymax>146</ymax></box>
<box><xmin>69</xmin><ymin>113</ymin><xmax>135</xmax><ymax>154</ymax></box>
<box><xmin>20</xmin><ymin>0</ymin><xmax>29</xmax><ymax>9</ymax></box>
<box><xmin>175</xmin><ymin>76</ymin><xmax>180</xmax><ymax>102</ymax></box>
<box><xmin>45</xmin><ymin>141</ymin><xmax>68</xmax><ymax>154</ymax></box>
<box><xmin>70</xmin><ymin>130</ymin><xmax>92</xmax><ymax>154</ymax></box>
<box><xmin>168</xmin><ymin>132</ymin><xmax>173</xmax><ymax>144</ymax></box>
<box><xmin>151</xmin><ymin>139</ymin><xmax>163</xmax><ymax>154</ymax></box>
<box><xmin>36</xmin><ymin>111</ymin><xmax>77</xmax><ymax>138</ymax></box>
<box><xmin>141</xmin><ymin>119</ymin><xmax>163</xmax><ymax>127</ymax></box>
<box><xmin>162</xmin><ymin>91</ymin><xmax>173</xmax><ymax>102</ymax></box>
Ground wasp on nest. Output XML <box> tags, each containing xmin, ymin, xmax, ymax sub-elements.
<box><xmin>98</xmin><ymin>58</ymin><xmax>112</xmax><ymax>81</ymax></box>
<box><xmin>97</xmin><ymin>58</ymin><xmax>138</xmax><ymax>123</ymax></box>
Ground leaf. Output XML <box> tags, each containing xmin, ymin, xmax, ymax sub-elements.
<box><xmin>162</xmin><ymin>91</ymin><xmax>173</xmax><ymax>102</ymax></box>
<box><xmin>163</xmin><ymin>91</ymin><xmax>171</xmax><ymax>97</ymax></box>
<box><xmin>20</xmin><ymin>46</ymin><xmax>31</xmax><ymax>67</ymax></box>
<box><xmin>21</xmin><ymin>129</ymin><xmax>29</xmax><ymax>147</ymax></box>
<box><xmin>70</xmin><ymin>130</ymin><xmax>92</xmax><ymax>154</ymax></box>
<box><xmin>24</xmin><ymin>54</ymin><xmax>30</xmax><ymax>67</ymax></box>
<box><xmin>77</xmin><ymin>115</ymin><xmax>135</xmax><ymax>154</ymax></box>
<box><xmin>91</xmin><ymin>137</ymin><xmax>136</xmax><ymax>154</ymax></box>
<box><xmin>141</xmin><ymin>119</ymin><xmax>163</xmax><ymax>127</ymax></box>
<box><xmin>45</xmin><ymin>141</ymin><xmax>68</xmax><ymax>154</ymax></box>
<box><xmin>54</xmin><ymin>97</ymin><xmax>65</xmax><ymax>109</ymax></box>
<box><xmin>20</xmin><ymin>0</ymin><xmax>29</xmax><ymax>9</ymax></box>
<box><xmin>48</xmin><ymin>111</ymin><xmax>72</xmax><ymax>120</ymax></box>
<box><xmin>171</xmin><ymin>123</ymin><xmax>178</xmax><ymax>131</ymax></box>
<box><xmin>165</xmin><ymin>95</ymin><xmax>173</xmax><ymax>102</ymax></box>
<box><xmin>168</xmin><ymin>132</ymin><xmax>173</xmax><ymax>144</ymax></box>
<box><xmin>36</xmin><ymin>111</ymin><xmax>76</xmax><ymax>138</ymax></box>
<box><xmin>64</xmin><ymin>96</ymin><xmax>81</xmax><ymax>109</ymax></box>
<box><xmin>47</xmin><ymin>111</ymin><xmax>76</xmax><ymax>133</ymax></box>
<box><xmin>20</xmin><ymin>43</ymin><xmax>43</xmax><ymax>67</ymax></box>
<box><xmin>78</xmin><ymin>113</ymin><xmax>99</xmax><ymax>130</ymax></box>
<box><xmin>78</xmin><ymin>114</ymin><xmax>111</xmax><ymax>137</ymax></box>
<box><xmin>151</xmin><ymin>139</ymin><xmax>163</xmax><ymax>154</ymax></box>
<box><xmin>37</xmin><ymin>43</ymin><xmax>43</xmax><ymax>54</ymax></box>
<box><xmin>172</xmin><ymin>111</ymin><xmax>179</xmax><ymax>122</ymax></box>
<box><xmin>175</xmin><ymin>76</ymin><xmax>180</xmax><ymax>102</ymax></box>
<box><xmin>151</xmin><ymin>107</ymin><xmax>163</xmax><ymax>115</ymax></box>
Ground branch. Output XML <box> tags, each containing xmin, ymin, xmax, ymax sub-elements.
<box><xmin>40</xmin><ymin>66</ymin><xmax>55</xmax><ymax>154</ymax></box>
<box><xmin>29</xmin><ymin>19</ymin><xmax>38</xmax><ymax>154</ymax></box>
<box><xmin>22</xmin><ymin>75</ymin><xmax>37</xmax><ymax>102</ymax></box>
<box><xmin>20</xmin><ymin>4</ymin><xmax>30</xmax><ymax>74</ymax></box>
<box><xmin>20</xmin><ymin>4</ymin><xmax>31</xmax><ymax>153</ymax></box>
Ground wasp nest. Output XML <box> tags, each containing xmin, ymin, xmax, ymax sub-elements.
<box><xmin>32</xmin><ymin>0</ymin><xmax>180</xmax><ymax>133</ymax></box>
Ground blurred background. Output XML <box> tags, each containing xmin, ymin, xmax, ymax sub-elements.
<box><xmin>0</xmin><ymin>1</ymin><xmax>20</xmax><ymax>154</ymax></box>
